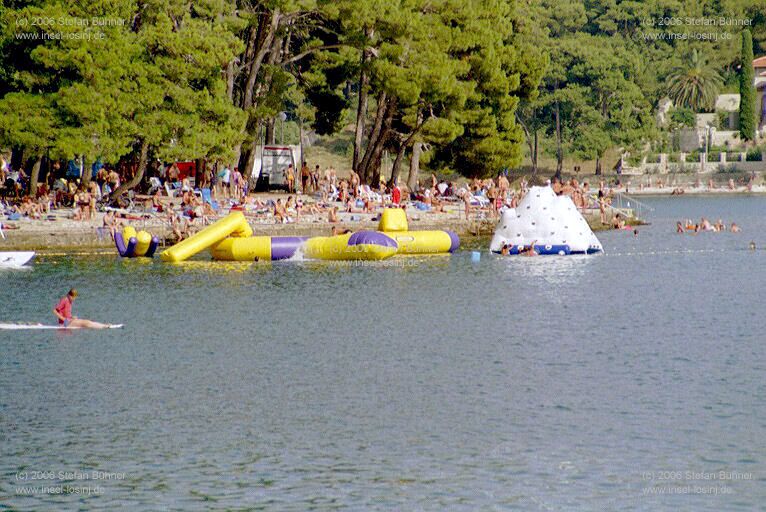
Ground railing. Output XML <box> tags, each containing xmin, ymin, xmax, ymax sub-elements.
<box><xmin>584</xmin><ymin>191</ymin><xmax>653</xmax><ymax>221</ymax></box>
<box><xmin>610</xmin><ymin>192</ymin><xmax>653</xmax><ymax>221</ymax></box>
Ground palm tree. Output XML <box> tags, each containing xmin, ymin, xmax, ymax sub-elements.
<box><xmin>666</xmin><ymin>49</ymin><xmax>723</xmax><ymax>112</ymax></box>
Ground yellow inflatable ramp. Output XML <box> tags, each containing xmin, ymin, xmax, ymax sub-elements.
<box><xmin>161</xmin><ymin>211</ymin><xmax>253</xmax><ymax>262</ymax></box>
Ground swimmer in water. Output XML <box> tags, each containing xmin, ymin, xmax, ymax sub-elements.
<box><xmin>730</xmin><ymin>223</ymin><xmax>741</xmax><ymax>233</ymax></box>
<box><xmin>676</xmin><ymin>221</ymin><xmax>684</xmax><ymax>234</ymax></box>
<box><xmin>715</xmin><ymin>219</ymin><xmax>725</xmax><ymax>232</ymax></box>
<box><xmin>500</xmin><ymin>243</ymin><xmax>511</xmax><ymax>256</ymax></box>
<box><xmin>519</xmin><ymin>240</ymin><xmax>538</xmax><ymax>257</ymax></box>
<box><xmin>53</xmin><ymin>289</ymin><xmax>111</xmax><ymax>329</ymax></box>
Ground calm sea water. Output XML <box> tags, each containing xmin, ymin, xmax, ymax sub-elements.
<box><xmin>1</xmin><ymin>196</ymin><xmax>765</xmax><ymax>511</ymax></box>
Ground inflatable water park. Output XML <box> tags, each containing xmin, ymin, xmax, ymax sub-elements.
<box><xmin>160</xmin><ymin>208</ymin><xmax>460</xmax><ymax>262</ymax></box>
<box><xmin>110</xmin><ymin>187</ymin><xmax>602</xmax><ymax>262</ymax></box>
<box><xmin>490</xmin><ymin>186</ymin><xmax>603</xmax><ymax>256</ymax></box>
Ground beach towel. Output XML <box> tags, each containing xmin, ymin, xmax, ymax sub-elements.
<box><xmin>201</xmin><ymin>188</ymin><xmax>220</xmax><ymax>211</ymax></box>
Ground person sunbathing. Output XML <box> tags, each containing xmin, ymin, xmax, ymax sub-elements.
<box><xmin>275</xmin><ymin>199</ymin><xmax>293</xmax><ymax>223</ymax></box>
<box><xmin>328</xmin><ymin>206</ymin><xmax>339</xmax><ymax>223</ymax></box>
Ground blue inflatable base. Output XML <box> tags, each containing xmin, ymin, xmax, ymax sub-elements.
<box><xmin>493</xmin><ymin>244</ymin><xmax>603</xmax><ymax>256</ymax></box>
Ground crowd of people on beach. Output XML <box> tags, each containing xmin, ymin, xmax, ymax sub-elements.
<box><xmin>6</xmin><ymin>148</ymin><xmax>755</xmax><ymax>246</ymax></box>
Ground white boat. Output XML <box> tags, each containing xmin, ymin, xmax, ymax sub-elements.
<box><xmin>0</xmin><ymin>251</ymin><xmax>35</xmax><ymax>267</ymax></box>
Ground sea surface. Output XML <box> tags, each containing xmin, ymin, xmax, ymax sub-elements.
<box><xmin>1</xmin><ymin>195</ymin><xmax>765</xmax><ymax>511</ymax></box>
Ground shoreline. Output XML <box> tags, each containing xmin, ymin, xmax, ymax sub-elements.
<box><xmin>7</xmin><ymin>186</ymin><xmax>761</xmax><ymax>252</ymax></box>
<box><xmin>605</xmin><ymin>185</ymin><xmax>766</xmax><ymax>196</ymax></box>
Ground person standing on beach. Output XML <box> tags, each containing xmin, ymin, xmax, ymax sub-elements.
<box><xmin>286</xmin><ymin>164</ymin><xmax>295</xmax><ymax>193</ymax></box>
<box><xmin>391</xmin><ymin>180</ymin><xmax>401</xmax><ymax>205</ymax></box>
<box><xmin>312</xmin><ymin>165</ymin><xmax>320</xmax><ymax>192</ymax></box>
<box><xmin>53</xmin><ymin>289</ymin><xmax>111</xmax><ymax>329</ymax></box>
<box><xmin>301</xmin><ymin>162</ymin><xmax>310</xmax><ymax>193</ymax></box>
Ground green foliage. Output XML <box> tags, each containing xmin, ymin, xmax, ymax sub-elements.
<box><xmin>739</xmin><ymin>29</ymin><xmax>756</xmax><ymax>141</ymax></box>
<box><xmin>1</xmin><ymin>0</ymin><xmax>245</xmax><ymax>166</ymax></box>
<box><xmin>686</xmin><ymin>148</ymin><xmax>703</xmax><ymax>162</ymax></box>
<box><xmin>666</xmin><ymin>49</ymin><xmax>722</xmax><ymax>112</ymax></box>
<box><xmin>669</xmin><ymin>107</ymin><xmax>697</xmax><ymax>128</ymax></box>
<box><xmin>1</xmin><ymin>0</ymin><xmax>764</xmax><ymax>185</ymax></box>
<box><xmin>745</xmin><ymin>147</ymin><xmax>763</xmax><ymax>161</ymax></box>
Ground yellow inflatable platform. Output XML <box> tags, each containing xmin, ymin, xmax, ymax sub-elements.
<box><xmin>378</xmin><ymin>208</ymin><xmax>459</xmax><ymax>255</ymax></box>
<box><xmin>161</xmin><ymin>207</ymin><xmax>458</xmax><ymax>263</ymax></box>
<box><xmin>303</xmin><ymin>231</ymin><xmax>398</xmax><ymax>260</ymax></box>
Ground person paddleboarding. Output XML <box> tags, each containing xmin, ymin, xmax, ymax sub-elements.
<box><xmin>53</xmin><ymin>289</ymin><xmax>116</xmax><ymax>329</ymax></box>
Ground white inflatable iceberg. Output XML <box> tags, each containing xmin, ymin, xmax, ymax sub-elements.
<box><xmin>490</xmin><ymin>186</ymin><xmax>602</xmax><ymax>255</ymax></box>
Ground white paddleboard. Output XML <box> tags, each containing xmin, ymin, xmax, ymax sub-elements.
<box><xmin>0</xmin><ymin>251</ymin><xmax>35</xmax><ymax>267</ymax></box>
<box><xmin>0</xmin><ymin>323</ymin><xmax>123</xmax><ymax>330</ymax></box>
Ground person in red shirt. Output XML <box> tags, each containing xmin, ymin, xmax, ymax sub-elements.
<box><xmin>391</xmin><ymin>182</ymin><xmax>401</xmax><ymax>205</ymax></box>
<box><xmin>53</xmin><ymin>289</ymin><xmax>111</xmax><ymax>329</ymax></box>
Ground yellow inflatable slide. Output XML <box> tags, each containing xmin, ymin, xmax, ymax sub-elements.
<box><xmin>161</xmin><ymin>211</ymin><xmax>253</xmax><ymax>262</ymax></box>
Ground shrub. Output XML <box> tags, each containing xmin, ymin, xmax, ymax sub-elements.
<box><xmin>745</xmin><ymin>148</ymin><xmax>763</xmax><ymax>161</ymax></box>
<box><xmin>669</xmin><ymin>107</ymin><xmax>696</xmax><ymax>128</ymax></box>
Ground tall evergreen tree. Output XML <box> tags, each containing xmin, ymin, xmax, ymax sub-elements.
<box><xmin>739</xmin><ymin>29</ymin><xmax>756</xmax><ymax>141</ymax></box>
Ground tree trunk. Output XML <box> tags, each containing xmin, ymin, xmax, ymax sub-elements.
<box><xmin>358</xmin><ymin>92</ymin><xmax>390</xmax><ymax>183</ymax></box>
<box><xmin>389</xmin><ymin>140</ymin><xmax>406</xmax><ymax>187</ymax></box>
<box><xmin>532</xmin><ymin>129</ymin><xmax>539</xmax><ymax>174</ymax></box>
<box><xmin>239</xmin><ymin>31</ymin><xmax>284</xmax><ymax>178</ymax></box>
<box><xmin>239</xmin><ymin>143</ymin><xmax>257</xmax><ymax>180</ymax></box>
<box><xmin>109</xmin><ymin>140</ymin><xmax>149</xmax><ymax>200</ymax></box>
<box><xmin>225</xmin><ymin>59</ymin><xmax>235</xmax><ymax>101</ymax></box>
<box><xmin>242</xmin><ymin>9</ymin><xmax>280</xmax><ymax>110</ymax></box>
<box><xmin>11</xmin><ymin>146</ymin><xmax>23</xmax><ymax>170</ymax></box>
<box><xmin>555</xmin><ymin>99</ymin><xmax>563</xmax><ymax>178</ymax></box>
<box><xmin>516</xmin><ymin>112</ymin><xmax>535</xmax><ymax>173</ymax></box>
<box><xmin>353</xmin><ymin>50</ymin><xmax>369</xmax><ymax>172</ymax></box>
<box><xmin>299</xmin><ymin>118</ymin><xmax>304</xmax><ymax>169</ymax></box>
<box><xmin>595</xmin><ymin>156</ymin><xmax>602</xmax><ymax>175</ymax></box>
<box><xmin>407</xmin><ymin>142</ymin><xmax>422</xmax><ymax>192</ymax></box>
<box><xmin>368</xmin><ymin>109</ymin><xmax>394</xmax><ymax>185</ymax></box>
<box><xmin>265</xmin><ymin>119</ymin><xmax>275</xmax><ymax>144</ymax></box>
<box><xmin>388</xmin><ymin>121</ymin><xmax>422</xmax><ymax>187</ymax></box>
<box><xmin>28</xmin><ymin>155</ymin><xmax>43</xmax><ymax>196</ymax></box>
<box><xmin>81</xmin><ymin>156</ymin><xmax>91</xmax><ymax>187</ymax></box>
<box><xmin>194</xmin><ymin>158</ymin><xmax>205</xmax><ymax>185</ymax></box>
